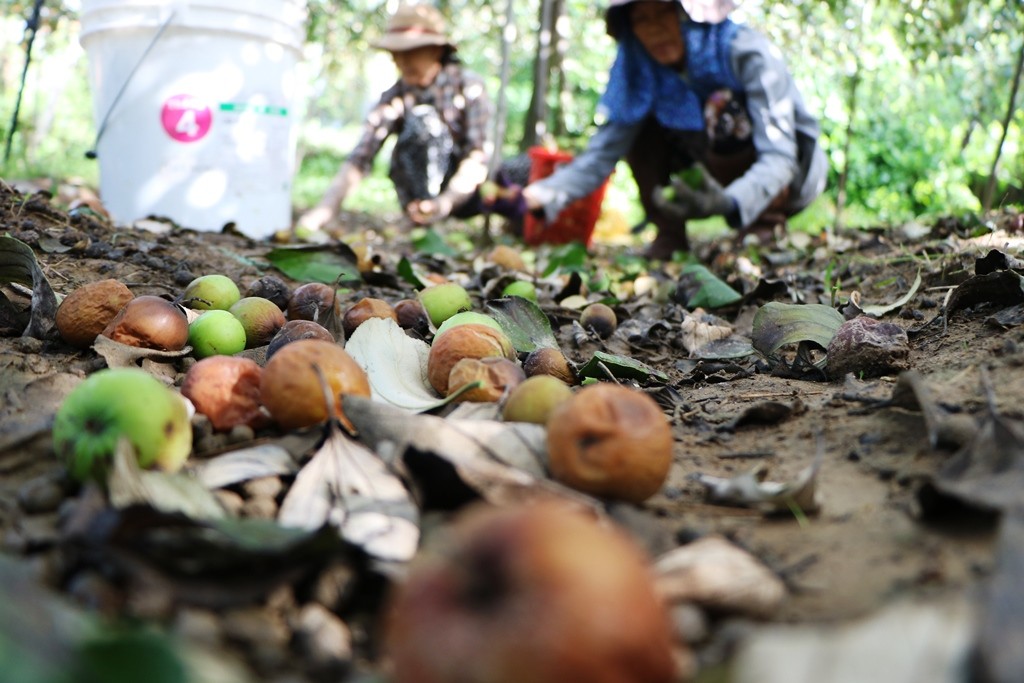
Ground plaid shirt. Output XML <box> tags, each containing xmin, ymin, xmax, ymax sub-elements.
<box><xmin>347</xmin><ymin>62</ymin><xmax>493</xmax><ymax>209</ymax></box>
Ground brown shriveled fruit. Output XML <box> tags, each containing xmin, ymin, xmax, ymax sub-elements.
<box><xmin>394</xmin><ymin>298</ymin><xmax>431</xmax><ymax>336</ymax></box>
<box><xmin>546</xmin><ymin>383</ymin><xmax>673</xmax><ymax>503</ymax></box>
<box><xmin>447</xmin><ymin>357</ymin><xmax>525</xmax><ymax>403</ymax></box>
<box><xmin>502</xmin><ymin>375</ymin><xmax>574</xmax><ymax>424</ymax></box>
<box><xmin>287</xmin><ymin>282</ymin><xmax>339</xmax><ymax>324</ymax></box>
<box><xmin>266</xmin><ymin>319</ymin><xmax>335</xmax><ymax>361</ymax></box>
<box><xmin>181</xmin><ymin>356</ymin><xmax>267</xmax><ymax>432</ymax></box>
<box><xmin>427</xmin><ymin>323</ymin><xmax>517</xmax><ymax>396</ymax></box>
<box><xmin>244</xmin><ymin>275</ymin><xmax>291</xmax><ymax>310</ymax></box>
<box><xmin>386</xmin><ymin>501</ymin><xmax>678</xmax><ymax>683</ymax></box>
<box><xmin>55</xmin><ymin>278</ymin><xmax>134</xmax><ymax>348</ymax></box>
<box><xmin>580</xmin><ymin>302</ymin><xmax>618</xmax><ymax>339</ymax></box>
<box><xmin>342</xmin><ymin>297</ymin><xmax>398</xmax><ymax>338</ymax></box>
<box><xmin>101</xmin><ymin>295</ymin><xmax>190</xmax><ymax>351</ymax></box>
<box><xmin>522</xmin><ymin>347</ymin><xmax>577</xmax><ymax>384</ymax></box>
<box><xmin>259</xmin><ymin>339</ymin><xmax>370</xmax><ymax>430</ymax></box>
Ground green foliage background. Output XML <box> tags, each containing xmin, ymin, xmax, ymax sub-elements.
<box><xmin>0</xmin><ymin>0</ymin><xmax>1021</xmax><ymax>230</ymax></box>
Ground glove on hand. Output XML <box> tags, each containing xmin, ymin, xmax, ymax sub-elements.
<box><xmin>652</xmin><ymin>167</ymin><xmax>734</xmax><ymax>222</ymax></box>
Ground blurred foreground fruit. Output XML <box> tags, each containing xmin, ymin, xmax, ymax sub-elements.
<box><xmin>181</xmin><ymin>356</ymin><xmax>266</xmax><ymax>431</ymax></box>
<box><xmin>52</xmin><ymin>368</ymin><xmax>192</xmax><ymax>482</ymax></box>
<box><xmin>386</xmin><ymin>502</ymin><xmax>678</xmax><ymax>683</ymax></box>
<box><xmin>55</xmin><ymin>278</ymin><xmax>134</xmax><ymax>348</ymax></box>
<box><xmin>547</xmin><ymin>383</ymin><xmax>673</xmax><ymax>503</ymax></box>
<box><xmin>101</xmin><ymin>295</ymin><xmax>190</xmax><ymax>351</ymax></box>
<box><xmin>259</xmin><ymin>339</ymin><xmax>370</xmax><ymax>430</ymax></box>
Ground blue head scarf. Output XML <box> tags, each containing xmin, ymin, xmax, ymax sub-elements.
<box><xmin>598</xmin><ymin>19</ymin><xmax>742</xmax><ymax>132</ymax></box>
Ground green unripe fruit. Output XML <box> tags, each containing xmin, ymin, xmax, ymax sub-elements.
<box><xmin>502</xmin><ymin>375</ymin><xmax>574</xmax><ymax>424</ymax></box>
<box><xmin>183</xmin><ymin>274</ymin><xmax>241</xmax><ymax>311</ymax></box>
<box><xmin>435</xmin><ymin>311</ymin><xmax>503</xmax><ymax>339</ymax></box>
<box><xmin>189</xmin><ymin>310</ymin><xmax>247</xmax><ymax>358</ymax></box>
<box><xmin>418</xmin><ymin>283</ymin><xmax>472</xmax><ymax>328</ymax></box>
<box><xmin>52</xmin><ymin>368</ymin><xmax>192</xmax><ymax>482</ymax></box>
<box><xmin>502</xmin><ymin>281</ymin><xmax>538</xmax><ymax>302</ymax></box>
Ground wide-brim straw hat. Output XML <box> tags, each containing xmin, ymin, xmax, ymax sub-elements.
<box><xmin>371</xmin><ymin>4</ymin><xmax>456</xmax><ymax>53</ymax></box>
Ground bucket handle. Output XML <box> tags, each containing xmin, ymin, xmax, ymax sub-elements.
<box><xmin>85</xmin><ymin>10</ymin><xmax>177</xmax><ymax>159</ymax></box>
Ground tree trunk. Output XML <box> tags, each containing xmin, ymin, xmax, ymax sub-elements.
<box><xmin>490</xmin><ymin>0</ymin><xmax>515</xmax><ymax>173</ymax></box>
<box><xmin>982</xmin><ymin>36</ymin><xmax>1024</xmax><ymax>212</ymax></box>
<box><xmin>521</xmin><ymin>0</ymin><xmax>556</xmax><ymax>150</ymax></box>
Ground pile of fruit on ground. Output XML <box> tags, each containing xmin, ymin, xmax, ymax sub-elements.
<box><xmin>2</xmin><ymin>179</ymin><xmax>1024</xmax><ymax>683</ymax></box>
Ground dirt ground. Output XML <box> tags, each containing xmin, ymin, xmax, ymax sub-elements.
<box><xmin>2</xmin><ymin>177</ymin><xmax>1024</xmax><ymax>682</ymax></box>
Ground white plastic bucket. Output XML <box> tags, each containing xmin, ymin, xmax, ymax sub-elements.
<box><xmin>79</xmin><ymin>0</ymin><xmax>307</xmax><ymax>238</ymax></box>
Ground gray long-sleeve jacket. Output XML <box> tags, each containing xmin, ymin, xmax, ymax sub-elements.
<box><xmin>529</xmin><ymin>24</ymin><xmax>827</xmax><ymax>228</ymax></box>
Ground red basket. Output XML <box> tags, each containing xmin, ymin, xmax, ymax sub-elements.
<box><xmin>523</xmin><ymin>146</ymin><xmax>609</xmax><ymax>247</ymax></box>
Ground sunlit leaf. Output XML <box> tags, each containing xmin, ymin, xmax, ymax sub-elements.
<box><xmin>264</xmin><ymin>244</ymin><xmax>361</xmax><ymax>284</ymax></box>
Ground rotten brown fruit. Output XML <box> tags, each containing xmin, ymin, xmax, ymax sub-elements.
<box><xmin>342</xmin><ymin>297</ymin><xmax>398</xmax><ymax>338</ymax></box>
<box><xmin>259</xmin><ymin>339</ymin><xmax>370</xmax><ymax>430</ymax></box>
<box><xmin>427</xmin><ymin>323</ymin><xmax>517</xmax><ymax>396</ymax></box>
<box><xmin>447</xmin><ymin>357</ymin><xmax>526</xmax><ymax>403</ymax></box>
<box><xmin>55</xmin><ymin>278</ymin><xmax>134</xmax><ymax>348</ymax></box>
<box><xmin>181</xmin><ymin>356</ymin><xmax>267</xmax><ymax>431</ymax></box>
<box><xmin>546</xmin><ymin>383</ymin><xmax>673</xmax><ymax>503</ymax></box>
<box><xmin>386</xmin><ymin>501</ymin><xmax>678</xmax><ymax>683</ymax></box>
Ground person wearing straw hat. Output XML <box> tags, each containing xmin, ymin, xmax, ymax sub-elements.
<box><xmin>297</xmin><ymin>4</ymin><xmax>495</xmax><ymax>237</ymax></box>
<box><xmin>519</xmin><ymin>0</ymin><xmax>827</xmax><ymax>260</ymax></box>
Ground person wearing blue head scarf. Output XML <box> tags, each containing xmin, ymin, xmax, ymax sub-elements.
<box><xmin>520</xmin><ymin>0</ymin><xmax>827</xmax><ymax>259</ymax></box>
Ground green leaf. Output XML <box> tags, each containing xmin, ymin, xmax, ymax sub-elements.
<box><xmin>485</xmin><ymin>296</ymin><xmax>559</xmax><ymax>353</ymax></box>
<box><xmin>679</xmin><ymin>263</ymin><xmax>742</xmax><ymax>309</ymax></box>
<box><xmin>541</xmin><ymin>241</ymin><xmax>589</xmax><ymax>277</ymax></box>
<box><xmin>751</xmin><ymin>302</ymin><xmax>845</xmax><ymax>359</ymax></box>
<box><xmin>577</xmin><ymin>351</ymin><xmax>670</xmax><ymax>384</ymax></box>
<box><xmin>411</xmin><ymin>228</ymin><xmax>457</xmax><ymax>257</ymax></box>
<box><xmin>397</xmin><ymin>257</ymin><xmax>427</xmax><ymax>289</ymax></box>
<box><xmin>264</xmin><ymin>244</ymin><xmax>361</xmax><ymax>284</ymax></box>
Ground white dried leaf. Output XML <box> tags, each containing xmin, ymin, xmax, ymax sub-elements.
<box><xmin>345</xmin><ymin>316</ymin><xmax>448</xmax><ymax>413</ymax></box>
<box><xmin>679</xmin><ymin>307</ymin><xmax>733</xmax><ymax>354</ymax></box>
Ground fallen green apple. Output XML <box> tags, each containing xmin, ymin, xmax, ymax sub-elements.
<box><xmin>52</xmin><ymin>368</ymin><xmax>192</xmax><ymax>482</ymax></box>
<box><xmin>418</xmin><ymin>282</ymin><xmax>472</xmax><ymax>328</ymax></box>
<box><xmin>502</xmin><ymin>280</ymin><xmax>538</xmax><ymax>302</ymax></box>
<box><xmin>183</xmin><ymin>274</ymin><xmax>241</xmax><ymax>311</ymax></box>
<box><xmin>189</xmin><ymin>310</ymin><xmax>247</xmax><ymax>358</ymax></box>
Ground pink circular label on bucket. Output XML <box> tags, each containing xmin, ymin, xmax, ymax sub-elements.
<box><xmin>161</xmin><ymin>94</ymin><xmax>212</xmax><ymax>142</ymax></box>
